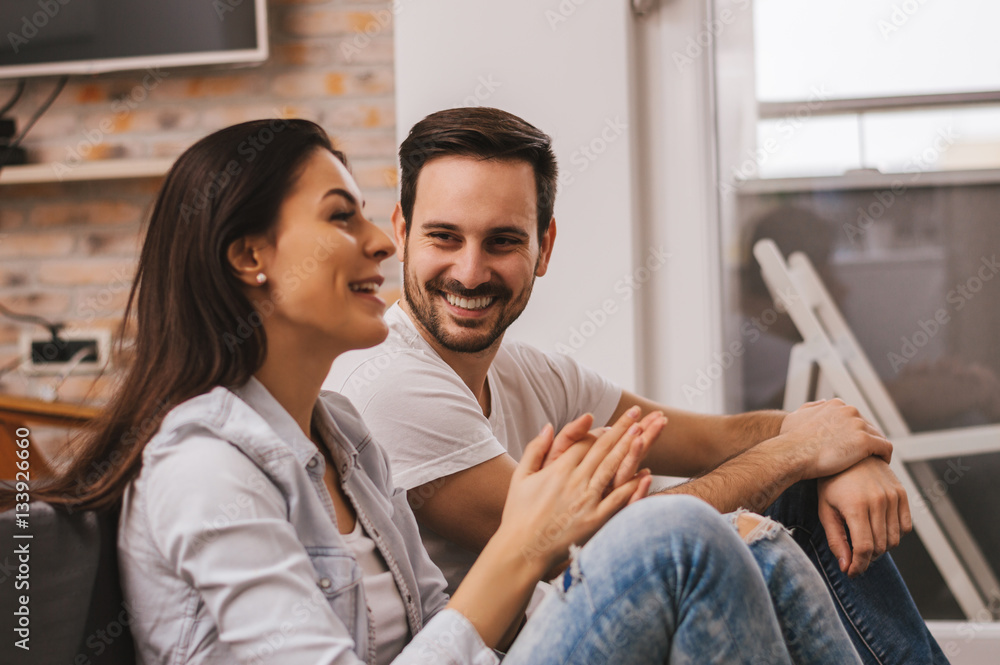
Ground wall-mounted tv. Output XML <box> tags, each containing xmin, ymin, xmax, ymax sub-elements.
<box><xmin>0</xmin><ymin>0</ymin><xmax>268</xmax><ymax>79</ymax></box>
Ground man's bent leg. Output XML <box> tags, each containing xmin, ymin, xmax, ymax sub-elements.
<box><xmin>731</xmin><ymin>511</ymin><xmax>863</xmax><ymax>664</ymax></box>
<box><xmin>764</xmin><ymin>479</ymin><xmax>949</xmax><ymax>665</ymax></box>
<box><xmin>508</xmin><ymin>495</ymin><xmax>820</xmax><ymax>665</ymax></box>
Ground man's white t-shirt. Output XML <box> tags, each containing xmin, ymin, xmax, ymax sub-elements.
<box><xmin>324</xmin><ymin>303</ymin><xmax>622</xmax><ymax>594</ymax></box>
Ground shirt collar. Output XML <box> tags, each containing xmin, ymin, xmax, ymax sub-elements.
<box><xmin>232</xmin><ymin>376</ymin><xmax>356</xmax><ymax>477</ymax></box>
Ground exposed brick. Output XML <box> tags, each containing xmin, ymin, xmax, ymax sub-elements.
<box><xmin>0</xmin><ymin>325</ymin><xmax>19</xmax><ymax>345</ymax></box>
<box><xmin>363</xmin><ymin>191</ymin><xmax>397</xmax><ymax>223</ymax></box>
<box><xmin>200</xmin><ymin>103</ymin><xmax>321</xmax><ymax>131</ymax></box>
<box><xmin>64</xmin><ymin>81</ymin><xmax>119</xmax><ymax>105</ymax></box>
<box><xmin>79</xmin><ymin>231</ymin><xmax>143</xmax><ymax>257</ymax></box>
<box><xmin>273</xmin><ymin>41</ymin><xmax>337</xmax><ymax>67</ymax></box>
<box><xmin>349</xmin><ymin>161</ymin><xmax>398</xmax><ymax>189</ymax></box>
<box><xmin>38</xmin><ymin>260</ymin><xmax>135</xmax><ymax>287</ymax></box>
<box><xmin>27</xmin><ymin>112</ymin><xmax>80</xmax><ymax>141</ymax></box>
<box><xmin>0</xmin><ymin>209</ymin><xmax>25</xmax><ymax>231</ymax></box>
<box><xmin>73</xmin><ymin>286</ymin><xmax>133</xmax><ymax>321</ymax></box>
<box><xmin>0</xmin><ymin>265</ymin><xmax>32</xmax><ymax>287</ymax></box>
<box><xmin>29</xmin><ymin>140</ymin><xmax>146</xmax><ymax>167</ymax></box>
<box><xmin>159</xmin><ymin>75</ymin><xmax>263</xmax><ymax>99</ymax></box>
<box><xmin>0</xmin><ymin>233</ymin><xmax>75</xmax><ymax>258</ymax></box>
<box><xmin>2</xmin><ymin>0</ymin><xmax>398</xmax><ymax>406</ymax></box>
<box><xmin>0</xmin><ymin>348</ymin><xmax>18</xmax><ymax>369</ymax></box>
<box><xmin>334</xmin><ymin>131</ymin><xmax>395</xmax><ymax>159</ymax></box>
<box><xmin>0</xmin><ymin>292</ymin><xmax>72</xmax><ymax>318</ymax></box>
<box><xmin>271</xmin><ymin>69</ymin><xmax>394</xmax><ymax>98</ymax></box>
<box><xmin>30</xmin><ymin>201</ymin><xmax>143</xmax><ymax>228</ymax></box>
<box><xmin>149</xmin><ymin>137</ymin><xmax>199</xmax><ymax>160</ymax></box>
<box><xmin>336</xmin><ymin>36</ymin><xmax>394</xmax><ymax>66</ymax></box>
<box><xmin>82</xmin><ymin>107</ymin><xmax>200</xmax><ymax>135</ymax></box>
<box><xmin>283</xmin><ymin>9</ymin><xmax>392</xmax><ymax>37</ymax></box>
<box><xmin>322</xmin><ymin>100</ymin><xmax>394</xmax><ymax>129</ymax></box>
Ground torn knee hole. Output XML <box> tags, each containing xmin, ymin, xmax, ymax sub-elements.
<box><xmin>736</xmin><ymin>513</ymin><xmax>764</xmax><ymax>539</ymax></box>
<box><xmin>729</xmin><ymin>508</ymin><xmax>787</xmax><ymax>544</ymax></box>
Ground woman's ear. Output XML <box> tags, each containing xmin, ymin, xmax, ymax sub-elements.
<box><xmin>227</xmin><ymin>236</ymin><xmax>267</xmax><ymax>287</ymax></box>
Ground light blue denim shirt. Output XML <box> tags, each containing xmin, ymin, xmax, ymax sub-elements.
<box><xmin>118</xmin><ymin>377</ymin><xmax>498</xmax><ymax>665</ymax></box>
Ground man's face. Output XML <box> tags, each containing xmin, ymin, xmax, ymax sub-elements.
<box><xmin>393</xmin><ymin>155</ymin><xmax>555</xmax><ymax>354</ymax></box>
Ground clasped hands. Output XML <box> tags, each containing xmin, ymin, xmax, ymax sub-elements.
<box><xmin>779</xmin><ymin>399</ymin><xmax>912</xmax><ymax>578</ymax></box>
<box><xmin>498</xmin><ymin>407</ymin><xmax>664</xmax><ymax>573</ymax></box>
<box><xmin>501</xmin><ymin>398</ymin><xmax>909</xmax><ymax>579</ymax></box>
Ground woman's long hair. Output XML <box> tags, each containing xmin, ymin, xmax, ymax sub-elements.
<box><xmin>3</xmin><ymin>119</ymin><xmax>344</xmax><ymax>512</ymax></box>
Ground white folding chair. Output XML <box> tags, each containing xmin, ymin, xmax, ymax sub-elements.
<box><xmin>753</xmin><ymin>238</ymin><xmax>1000</xmax><ymax>621</ymax></box>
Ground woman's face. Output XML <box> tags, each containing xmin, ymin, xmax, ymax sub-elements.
<box><xmin>255</xmin><ymin>148</ymin><xmax>395</xmax><ymax>357</ymax></box>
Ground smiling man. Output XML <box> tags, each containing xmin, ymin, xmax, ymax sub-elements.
<box><xmin>325</xmin><ymin>107</ymin><xmax>947</xmax><ymax>664</ymax></box>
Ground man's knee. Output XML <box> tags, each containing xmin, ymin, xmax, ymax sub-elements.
<box><xmin>729</xmin><ymin>509</ymin><xmax>788</xmax><ymax>544</ymax></box>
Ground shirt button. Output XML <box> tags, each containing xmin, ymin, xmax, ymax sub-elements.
<box><xmin>307</xmin><ymin>458</ymin><xmax>318</xmax><ymax>469</ymax></box>
<box><xmin>319</xmin><ymin>578</ymin><xmax>332</xmax><ymax>589</ymax></box>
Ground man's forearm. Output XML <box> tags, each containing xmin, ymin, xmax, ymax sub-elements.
<box><xmin>617</xmin><ymin>388</ymin><xmax>789</xmax><ymax>477</ymax></box>
<box><xmin>659</xmin><ymin>433</ymin><xmax>805</xmax><ymax>514</ymax></box>
<box><xmin>714</xmin><ymin>409</ymin><xmax>786</xmax><ymax>461</ymax></box>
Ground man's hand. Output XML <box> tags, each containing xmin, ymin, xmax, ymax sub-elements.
<box><xmin>817</xmin><ymin>456</ymin><xmax>912</xmax><ymax>578</ymax></box>
<box><xmin>780</xmin><ymin>399</ymin><xmax>893</xmax><ymax>480</ymax></box>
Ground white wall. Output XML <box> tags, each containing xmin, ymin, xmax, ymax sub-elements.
<box><xmin>395</xmin><ymin>0</ymin><xmax>641</xmax><ymax>390</ymax></box>
<box><xmin>395</xmin><ymin>0</ymin><xmax>724</xmax><ymax>410</ymax></box>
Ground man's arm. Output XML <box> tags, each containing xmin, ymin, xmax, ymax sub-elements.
<box><xmin>608</xmin><ymin>390</ymin><xmax>785</xmax><ymax>478</ymax></box>
<box><xmin>612</xmin><ymin>391</ymin><xmax>911</xmax><ymax>577</ymax></box>
<box><xmin>408</xmin><ymin>454</ymin><xmax>514</xmax><ymax>554</ymax></box>
<box><xmin>408</xmin><ymin>410</ymin><xmax>660</xmax><ymax>558</ymax></box>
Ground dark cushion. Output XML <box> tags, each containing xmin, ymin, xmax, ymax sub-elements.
<box><xmin>0</xmin><ymin>501</ymin><xmax>135</xmax><ymax>665</ymax></box>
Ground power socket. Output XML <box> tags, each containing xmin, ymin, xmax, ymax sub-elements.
<box><xmin>19</xmin><ymin>328</ymin><xmax>111</xmax><ymax>375</ymax></box>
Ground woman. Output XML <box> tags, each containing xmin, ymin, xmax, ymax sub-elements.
<box><xmin>14</xmin><ymin>120</ymin><xmax>862</xmax><ymax>664</ymax></box>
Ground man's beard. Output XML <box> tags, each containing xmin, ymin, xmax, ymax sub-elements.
<box><xmin>402</xmin><ymin>246</ymin><xmax>534</xmax><ymax>354</ymax></box>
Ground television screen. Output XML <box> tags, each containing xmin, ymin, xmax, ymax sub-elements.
<box><xmin>0</xmin><ymin>0</ymin><xmax>267</xmax><ymax>79</ymax></box>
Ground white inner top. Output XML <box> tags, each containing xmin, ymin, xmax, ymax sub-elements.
<box><xmin>342</xmin><ymin>519</ymin><xmax>409</xmax><ymax>665</ymax></box>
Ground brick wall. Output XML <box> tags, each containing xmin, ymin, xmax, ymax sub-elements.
<box><xmin>0</xmin><ymin>0</ymin><xmax>401</xmax><ymax>418</ymax></box>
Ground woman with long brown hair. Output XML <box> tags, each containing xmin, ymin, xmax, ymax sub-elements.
<box><xmin>6</xmin><ymin>119</ymin><xmax>864</xmax><ymax>664</ymax></box>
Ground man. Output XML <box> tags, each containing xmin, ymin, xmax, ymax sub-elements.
<box><xmin>325</xmin><ymin>107</ymin><xmax>947</xmax><ymax>664</ymax></box>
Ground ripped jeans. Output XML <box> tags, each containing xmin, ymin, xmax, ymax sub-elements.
<box><xmin>764</xmin><ymin>479</ymin><xmax>949</xmax><ymax>664</ymax></box>
<box><xmin>503</xmin><ymin>495</ymin><xmax>862</xmax><ymax>665</ymax></box>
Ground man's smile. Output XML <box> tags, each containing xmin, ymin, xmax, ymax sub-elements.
<box><xmin>442</xmin><ymin>292</ymin><xmax>496</xmax><ymax>311</ymax></box>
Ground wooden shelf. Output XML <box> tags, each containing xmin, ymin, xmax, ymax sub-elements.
<box><xmin>0</xmin><ymin>393</ymin><xmax>100</xmax><ymax>427</ymax></box>
<box><xmin>0</xmin><ymin>158</ymin><xmax>173</xmax><ymax>185</ymax></box>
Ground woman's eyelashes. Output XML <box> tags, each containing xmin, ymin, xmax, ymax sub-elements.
<box><xmin>328</xmin><ymin>209</ymin><xmax>357</xmax><ymax>223</ymax></box>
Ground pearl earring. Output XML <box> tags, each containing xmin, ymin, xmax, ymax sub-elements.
<box><xmin>255</xmin><ymin>272</ymin><xmax>267</xmax><ymax>285</ymax></box>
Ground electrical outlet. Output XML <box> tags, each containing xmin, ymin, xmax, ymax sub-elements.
<box><xmin>19</xmin><ymin>328</ymin><xmax>111</xmax><ymax>375</ymax></box>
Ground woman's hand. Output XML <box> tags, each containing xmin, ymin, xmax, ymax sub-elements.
<box><xmin>541</xmin><ymin>409</ymin><xmax>664</xmax><ymax>504</ymax></box>
<box><xmin>447</xmin><ymin>407</ymin><xmax>661</xmax><ymax>649</ymax></box>
<box><xmin>499</xmin><ymin>406</ymin><xmax>661</xmax><ymax>573</ymax></box>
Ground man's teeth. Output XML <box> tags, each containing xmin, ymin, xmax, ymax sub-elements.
<box><xmin>445</xmin><ymin>293</ymin><xmax>494</xmax><ymax>310</ymax></box>
<box><xmin>350</xmin><ymin>281</ymin><xmax>378</xmax><ymax>293</ymax></box>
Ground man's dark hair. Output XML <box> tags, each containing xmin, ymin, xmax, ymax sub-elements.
<box><xmin>398</xmin><ymin>107</ymin><xmax>558</xmax><ymax>244</ymax></box>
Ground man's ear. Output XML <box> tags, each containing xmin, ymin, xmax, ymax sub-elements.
<box><xmin>535</xmin><ymin>217</ymin><xmax>557</xmax><ymax>277</ymax></box>
<box><xmin>390</xmin><ymin>202</ymin><xmax>407</xmax><ymax>262</ymax></box>
<box><xmin>227</xmin><ymin>236</ymin><xmax>267</xmax><ymax>287</ymax></box>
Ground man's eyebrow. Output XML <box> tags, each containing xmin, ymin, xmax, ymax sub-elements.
<box><xmin>321</xmin><ymin>188</ymin><xmax>364</xmax><ymax>207</ymax></box>
<box><xmin>420</xmin><ymin>222</ymin><xmax>529</xmax><ymax>240</ymax></box>
<box><xmin>489</xmin><ymin>226</ymin><xmax>531</xmax><ymax>240</ymax></box>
